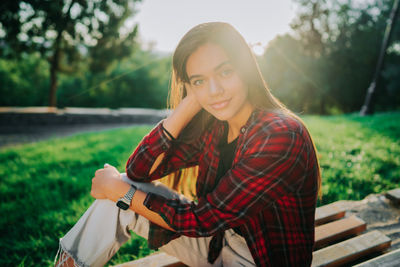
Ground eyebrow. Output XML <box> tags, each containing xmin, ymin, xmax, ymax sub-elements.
<box><xmin>188</xmin><ymin>60</ymin><xmax>231</xmax><ymax>82</ymax></box>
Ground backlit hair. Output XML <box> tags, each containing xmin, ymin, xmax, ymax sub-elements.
<box><xmin>160</xmin><ymin>22</ymin><xmax>321</xmax><ymax>200</ymax></box>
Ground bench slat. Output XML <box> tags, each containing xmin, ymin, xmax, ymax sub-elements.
<box><xmin>353</xmin><ymin>248</ymin><xmax>400</xmax><ymax>267</ymax></box>
<box><xmin>386</xmin><ymin>188</ymin><xmax>400</xmax><ymax>204</ymax></box>
<box><xmin>312</xmin><ymin>230</ymin><xmax>391</xmax><ymax>267</ymax></box>
<box><xmin>112</xmin><ymin>252</ymin><xmax>185</xmax><ymax>267</ymax></box>
<box><xmin>315</xmin><ymin>215</ymin><xmax>366</xmax><ymax>249</ymax></box>
<box><xmin>315</xmin><ymin>202</ymin><xmax>346</xmax><ymax>225</ymax></box>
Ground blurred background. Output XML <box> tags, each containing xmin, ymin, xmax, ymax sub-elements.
<box><xmin>1</xmin><ymin>1</ymin><xmax>400</xmax><ymax>266</ymax></box>
<box><xmin>1</xmin><ymin>0</ymin><xmax>399</xmax><ymax>114</ymax></box>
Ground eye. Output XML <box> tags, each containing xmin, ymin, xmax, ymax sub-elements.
<box><xmin>192</xmin><ymin>79</ymin><xmax>204</xmax><ymax>86</ymax></box>
<box><xmin>220</xmin><ymin>68</ymin><xmax>233</xmax><ymax>77</ymax></box>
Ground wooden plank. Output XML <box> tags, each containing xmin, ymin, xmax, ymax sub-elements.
<box><xmin>315</xmin><ymin>202</ymin><xmax>346</xmax><ymax>225</ymax></box>
<box><xmin>112</xmin><ymin>252</ymin><xmax>186</xmax><ymax>267</ymax></box>
<box><xmin>312</xmin><ymin>230</ymin><xmax>391</xmax><ymax>267</ymax></box>
<box><xmin>353</xmin><ymin>248</ymin><xmax>400</xmax><ymax>267</ymax></box>
<box><xmin>314</xmin><ymin>215</ymin><xmax>366</xmax><ymax>249</ymax></box>
<box><xmin>386</xmin><ymin>188</ymin><xmax>400</xmax><ymax>204</ymax></box>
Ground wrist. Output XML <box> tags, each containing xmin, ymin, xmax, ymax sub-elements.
<box><xmin>106</xmin><ymin>178</ymin><xmax>130</xmax><ymax>203</ymax></box>
<box><xmin>182</xmin><ymin>95</ymin><xmax>202</xmax><ymax>117</ymax></box>
<box><xmin>163</xmin><ymin>96</ymin><xmax>201</xmax><ymax>137</ymax></box>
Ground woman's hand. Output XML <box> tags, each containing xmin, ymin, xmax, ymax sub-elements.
<box><xmin>183</xmin><ymin>85</ymin><xmax>202</xmax><ymax>115</ymax></box>
<box><xmin>162</xmin><ymin>85</ymin><xmax>202</xmax><ymax>138</ymax></box>
<box><xmin>91</xmin><ymin>164</ymin><xmax>121</xmax><ymax>199</ymax></box>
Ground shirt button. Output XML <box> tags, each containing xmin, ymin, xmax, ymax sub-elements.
<box><xmin>162</xmin><ymin>145</ymin><xmax>167</xmax><ymax>150</ymax></box>
<box><xmin>240</xmin><ymin>127</ymin><xmax>246</xmax><ymax>134</ymax></box>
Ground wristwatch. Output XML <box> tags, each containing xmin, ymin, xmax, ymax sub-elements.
<box><xmin>116</xmin><ymin>185</ymin><xmax>137</xmax><ymax>210</ymax></box>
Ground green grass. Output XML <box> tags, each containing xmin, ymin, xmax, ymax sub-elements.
<box><xmin>1</xmin><ymin>112</ymin><xmax>399</xmax><ymax>266</ymax></box>
<box><xmin>304</xmin><ymin>112</ymin><xmax>400</xmax><ymax>205</ymax></box>
<box><xmin>0</xmin><ymin>126</ymin><xmax>154</xmax><ymax>266</ymax></box>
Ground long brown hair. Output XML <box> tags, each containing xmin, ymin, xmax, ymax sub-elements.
<box><xmin>161</xmin><ymin>22</ymin><xmax>321</xmax><ymax>200</ymax></box>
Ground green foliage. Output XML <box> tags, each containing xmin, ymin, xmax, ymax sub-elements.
<box><xmin>259</xmin><ymin>0</ymin><xmax>400</xmax><ymax>114</ymax></box>
<box><xmin>0</xmin><ymin>53</ymin><xmax>49</xmax><ymax>106</ymax></box>
<box><xmin>0</xmin><ymin>49</ymin><xmax>172</xmax><ymax>109</ymax></box>
<box><xmin>56</xmin><ymin>49</ymin><xmax>172</xmax><ymax>108</ymax></box>
<box><xmin>0</xmin><ymin>0</ymin><xmax>142</xmax><ymax>106</ymax></box>
<box><xmin>1</xmin><ymin>113</ymin><xmax>399</xmax><ymax>265</ymax></box>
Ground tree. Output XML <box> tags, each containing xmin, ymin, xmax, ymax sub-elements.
<box><xmin>57</xmin><ymin>49</ymin><xmax>172</xmax><ymax>109</ymax></box>
<box><xmin>360</xmin><ymin>0</ymin><xmax>400</xmax><ymax>115</ymax></box>
<box><xmin>259</xmin><ymin>0</ymin><xmax>400</xmax><ymax>114</ymax></box>
<box><xmin>0</xmin><ymin>0</ymin><xmax>141</xmax><ymax>107</ymax></box>
<box><xmin>290</xmin><ymin>0</ymin><xmax>331</xmax><ymax>57</ymax></box>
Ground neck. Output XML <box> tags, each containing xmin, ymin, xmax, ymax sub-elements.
<box><xmin>227</xmin><ymin>102</ymin><xmax>254</xmax><ymax>142</ymax></box>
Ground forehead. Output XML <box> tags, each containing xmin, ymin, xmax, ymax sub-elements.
<box><xmin>186</xmin><ymin>43</ymin><xmax>230</xmax><ymax>77</ymax></box>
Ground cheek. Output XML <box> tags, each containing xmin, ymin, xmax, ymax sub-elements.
<box><xmin>226</xmin><ymin>77</ymin><xmax>248</xmax><ymax>99</ymax></box>
<box><xmin>239</xmin><ymin>85</ymin><xmax>249</xmax><ymax>99</ymax></box>
<box><xmin>193</xmin><ymin>90</ymin><xmax>208</xmax><ymax>107</ymax></box>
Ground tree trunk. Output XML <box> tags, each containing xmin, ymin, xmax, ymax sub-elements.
<box><xmin>48</xmin><ymin>33</ymin><xmax>62</xmax><ymax>107</ymax></box>
<box><xmin>320</xmin><ymin>97</ymin><xmax>326</xmax><ymax>115</ymax></box>
<box><xmin>360</xmin><ymin>0</ymin><xmax>399</xmax><ymax>115</ymax></box>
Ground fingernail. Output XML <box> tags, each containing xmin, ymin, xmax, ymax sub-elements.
<box><xmin>104</xmin><ymin>163</ymin><xmax>109</xmax><ymax>167</ymax></box>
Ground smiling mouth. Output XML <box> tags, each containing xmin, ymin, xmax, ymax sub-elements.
<box><xmin>210</xmin><ymin>99</ymin><xmax>231</xmax><ymax>110</ymax></box>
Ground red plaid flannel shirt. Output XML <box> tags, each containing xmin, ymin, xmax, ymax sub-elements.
<box><xmin>126</xmin><ymin>109</ymin><xmax>319</xmax><ymax>266</ymax></box>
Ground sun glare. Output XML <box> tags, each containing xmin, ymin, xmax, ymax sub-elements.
<box><xmin>251</xmin><ymin>43</ymin><xmax>265</xmax><ymax>56</ymax></box>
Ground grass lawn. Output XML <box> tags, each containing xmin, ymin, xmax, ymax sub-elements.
<box><xmin>1</xmin><ymin>112</ymin><xmax>399</xmax><ymax>266</ymax></box>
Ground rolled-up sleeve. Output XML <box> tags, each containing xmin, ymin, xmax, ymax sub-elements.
<box><xmin>126</xmin><ymin>121</ymin><xmax>202</xmax><ymax>182</ymax></box>
<box><xmin>143</xmin><ymin>130</ymin><xmax>310</xmax><ymax>237</ymax></box>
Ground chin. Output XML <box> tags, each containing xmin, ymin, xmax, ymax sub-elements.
<box><xmin>208</xmin><ymin>109</ymin><xmax>235</xmax><ymax>121</ymax></box>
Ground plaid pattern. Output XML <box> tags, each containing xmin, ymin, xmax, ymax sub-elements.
<box><xmin>126</xmin><ymin>109</ymin><xmax>319</xmax><ymax>267</ymax></box>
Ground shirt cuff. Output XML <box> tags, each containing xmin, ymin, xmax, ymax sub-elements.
<box><xmin>145</xmin><ymin>121</ymin><xmax>173</xmax><ymax>155</ymax></box>
<box><xmin>144</xmin><ymin>192</ymin><xmax>179</xmax><ymax>232</ymax></box>
<box><xmin>143</xmin><ymin>192</ymin><xmax>167</xmax><ymax>212</ymax></box>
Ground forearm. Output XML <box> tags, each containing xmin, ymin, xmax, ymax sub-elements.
<box><xmin>149</xmin><ymin>96</ymin><xmax>200</xmax><ymax>174</ymax></box>
<box><xmin>106</xmin><ymin>179</ymin><xmax>175</xmax><ymax>232</ymax></box>
<box><xmin>162</xmin><ymin>95</ymin><xmax>201</xmax><ymax>139</ymax></box>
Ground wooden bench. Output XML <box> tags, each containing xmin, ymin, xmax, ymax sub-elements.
<box><xmin>314</xmin><ymin>215</ymin><xmax>366</xmax><ymax>249</ymax></box>
<box><xmin>352</xmin><ymin>248</ymin><xmax>400</xmax><ymax>267</ymax></box>
<box><xmin>312</xmin><ymin>230</ymin><xmax>391</xmax><ymax>267</ymax></box>
<box><xmin>115</xmin><ymin>188</ymin><xmax>400</xmax><ymax>267</ymax></box>
<box><xmin>112</xmin><ymin>253</ymin><xmax>185</xmax><ymax>267</ymax></box>
<box><xmin>386</xmin><ymin>188</ymin><xmax>400</xmax><ymax>205</ymax></box>
<box><xmin>315</xmin><ymin>201</ymin><xmax>346</xmax><ymax>225</ymax></box>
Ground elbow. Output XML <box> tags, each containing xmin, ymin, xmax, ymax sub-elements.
<box><xmin>125</xmin><ymin>161</ymin><xmax>151</xmax><ymax>183</ymax></box>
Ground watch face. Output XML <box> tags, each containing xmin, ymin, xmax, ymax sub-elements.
<box><xmin>117</xmin><ymin>201</ymin><xmax>129</xmax><ymax>210</ymax></box>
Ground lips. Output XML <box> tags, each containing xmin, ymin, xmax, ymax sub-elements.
<box><xmin>210</xmin><ymin>98</ymin><xmax>231</xmax><ymax>110</ymax></box>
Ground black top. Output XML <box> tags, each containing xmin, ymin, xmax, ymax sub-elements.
<box><xmin>216</xmin><ymin>123</ymin><xmax>243</xmax><ymax>237</ymax></box>
<box><xmin>216</xmin><ymin>126</ymin><xmax>238</xmax><ymax>182</ymax></box>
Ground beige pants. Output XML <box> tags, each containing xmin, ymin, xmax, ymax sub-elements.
<box><xmin>55</xmin><ymin>173</ymin><xmax>256</xmax><ymax>267</ymax></box>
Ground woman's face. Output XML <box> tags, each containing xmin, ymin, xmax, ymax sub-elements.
<box><xmin>185</xmin><ymin>42</ymin><xmax>252</xmax><ymax>123</ymax></box>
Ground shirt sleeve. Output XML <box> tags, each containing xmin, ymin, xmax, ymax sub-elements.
<box><xmin>143</xmin><ymin>130</ymin><xmax>311</xmax><ymax>237</ymax></box>
<box><xmin>125</xmin><ymin>120</ymin><xmax>203</xmax><ymax>182</ymax></box>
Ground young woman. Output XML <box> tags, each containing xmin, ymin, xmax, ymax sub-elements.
<box><xmin>56</xmin><ymin>22</ymin><xmax>321</xmax><ymax>267</ymax></box>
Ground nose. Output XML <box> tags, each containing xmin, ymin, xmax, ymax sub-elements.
<box><xmin>208</xmin><ymin>77</ymin><xmax>224</xmax><ymax>96</ymax></box>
